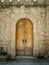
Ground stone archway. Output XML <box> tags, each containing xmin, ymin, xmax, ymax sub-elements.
<box><xmin>16</xmin><ymin>18</ymin><xmax>33</xmax><ymax>56</ymax></box>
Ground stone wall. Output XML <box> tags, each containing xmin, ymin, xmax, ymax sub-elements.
<box><xmin>0</xmin><ymin>6</ymin><xmax>49</xmax><ymax>57</ymax></box>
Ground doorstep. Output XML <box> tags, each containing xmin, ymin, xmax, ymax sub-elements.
<box><xmin>12</xmin><ymin>56</ymin><xmax>37</xmax><ymax>60</ymax></box>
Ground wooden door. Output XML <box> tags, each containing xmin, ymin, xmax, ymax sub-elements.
<box><xmin>16</xmin><ymin>18</ymin><xmax>33</xmax><ymax>56</ymax></box>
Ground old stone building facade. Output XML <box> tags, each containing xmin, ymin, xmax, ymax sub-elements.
<box><xmin>0</xmin><ymin>0</ymin><xmax>49</xmax><ymax>57</ymax></box>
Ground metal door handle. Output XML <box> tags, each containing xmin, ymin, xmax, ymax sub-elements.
<box><xmin>25</xmin><ymin>39</ymin><xmax>27</xmax><ymax>43</ymax></box>
<box><xmin>22</xmin><ymin>39</ymin><xmax>27</xmax><ymax>43</ymax></box>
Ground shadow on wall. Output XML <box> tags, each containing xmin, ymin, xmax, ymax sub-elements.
<box><xmin>0</xmin><ymin>47</ymin><xmax>7</xmax><ymax>56</ymax></box>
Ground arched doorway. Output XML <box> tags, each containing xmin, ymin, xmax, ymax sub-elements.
<box><xmin>16</xmin><ymin>18</ymin><xmax>33</xmax><ymax>56</ymax></box>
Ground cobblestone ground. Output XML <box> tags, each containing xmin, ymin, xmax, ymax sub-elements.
<box><xmin>0</xmin><ymin>59</ymin><xmax>49</xmax><ymax>65</ymax></box>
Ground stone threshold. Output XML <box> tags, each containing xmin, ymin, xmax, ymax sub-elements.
<box><xmin>12</xmin><ymin>56</ymin><xmax>37</xmax><ymax>60</ymax></box>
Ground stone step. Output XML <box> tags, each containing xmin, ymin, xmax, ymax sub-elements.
<box><xmin>12</xmin><ymin>56</ymin><xmax>37</xmax><ymax>60</ymax></box>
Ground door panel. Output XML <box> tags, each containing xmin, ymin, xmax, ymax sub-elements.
<box><xmin>16</xmin><ymin>19</ymin><xmax>33</xmax><ymax>56</ymax></box>
<box><xmin>25</xmin><ymin>26</ymin><xmax>33</xmax><ymax>56</ymax></box>
<box><xmin>16</xmin><ymin>25</ymin><xmax>24</xmax><ymax>55</ymax></box>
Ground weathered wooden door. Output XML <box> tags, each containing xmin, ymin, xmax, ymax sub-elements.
<box><xmin>16</xmin><ymin>18</ymin><xmax>33</xmax><ymax>56</ymax></box>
